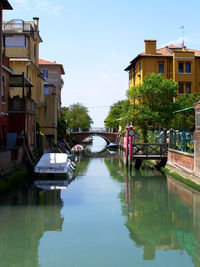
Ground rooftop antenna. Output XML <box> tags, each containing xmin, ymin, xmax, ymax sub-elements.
<box><xmin>179</xmin><ymin>26</ymin><xmax>185</xmax><ymax>47</ymax></box>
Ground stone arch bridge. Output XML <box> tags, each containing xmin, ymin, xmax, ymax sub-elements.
<box><xmin>70</xmin><ymin>131</ymin><xmax>118</xmax><ymax>145</ymax></box>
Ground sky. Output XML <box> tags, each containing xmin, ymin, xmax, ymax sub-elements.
<box><xmin>3</xmin><ymin>0</ymin><xmax>200</xmax><ymax>127</ymax></box>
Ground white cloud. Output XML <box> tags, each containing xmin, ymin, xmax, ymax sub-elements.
<box><xmin>12</xmin><ymin>0</ymin><xmax>28</xmax><ymax>9</ymax></box>
<box><xmin>33</xmin><ymin>0</ymin><xmax>62</xmax><ymax>16</ymax></box>
<box><xmin>159</xmin><ymin>32</ymin><xmax>200</xmax><ymax>48</ymax></box>
<box><xmin>13</xmin><ymin>0</ymin><xmax>28</xmax><ymax>4</ymax></box>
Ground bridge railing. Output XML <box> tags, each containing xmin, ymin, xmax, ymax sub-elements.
<box><xmin>68</xmin><ymin>127</ymin><xmax>118</xmax><ymax>133</ymax></box>
<box><xmin>132</xmin><ymin>143</ymin><xmax>168</xmax><ymax>159</ymax></box>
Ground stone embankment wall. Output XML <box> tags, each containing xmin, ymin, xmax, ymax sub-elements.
<box><xmin>0</xmin><ymin>146</ymin><xmax>23</xmax><ymax>176</ymax></box>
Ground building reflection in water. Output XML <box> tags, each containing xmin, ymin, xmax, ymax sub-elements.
<box><xmin>105</xmin><ymin>155</ymin><xmax>200</xmax><ymax>266</ymax></box>
<box><xmin>0</xmin><ymin>180</ymin><xmax>65</xmax><ymax>267</ymax></box>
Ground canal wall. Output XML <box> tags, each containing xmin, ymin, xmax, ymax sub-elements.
<box><xmin>0</xmin><ymin>146</ymin><xmax>24</xmax><ymax>176</ymax></box>
<box><xmin>167</xmin><ymin>175</ymin><xmax>200</xmax><ymax>266</ymax></box>
<box><xmin>168</xmin><ymin>149</ymin><xmax>194</xmax><ymax>171</ymax></box>
<box><xmin>166</xmin><ymin>101</ymin><xmax>200</xmax><ymax>185</ymax></box>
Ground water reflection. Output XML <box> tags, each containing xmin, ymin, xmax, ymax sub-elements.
<box><xmin>105</xmin><ymin>156</ymin><xmax>200</xmax><ymax>266</ymax></box>
<box><xmin>0</xmin><ymin>182</ymin><xmax>65</xmax><ymax>267</ymax></box>
<box><xmin>85</xmin><ymin>136</ymin><xmax>107</xmax><ymax>153</ymax></box>
<box><xmin>1</xmin><ymin>148</ymin><xmax>200</xmax><ymax>266</ymax></box>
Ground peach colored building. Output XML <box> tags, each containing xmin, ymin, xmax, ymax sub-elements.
<box><xmin>39</xmin><ymin>59</ymin><xmax>65</xmax><ymax>116</ymax></box>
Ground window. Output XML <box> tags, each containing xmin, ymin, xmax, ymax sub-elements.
<box><xmin>5</xmin><ymin>35</ymin><xmax>28</xmax><ymax>47</ymax></box>
<box><xmin>186</xmin><ymin>83</ymin><xmax>191</xmax><ymax>94</ymax></box>
<box><xmin>44</xmin><ymin>86</ymin><xmax>49</xmax><ymax>95</ymax></box>
<box><xmin>139</xmin><ymin>63</ymin><xmax>141</xmax><ymax>73</ymax></box>
<box><xmin>178</xmin><ymin>82</ymin><xmax>184</xmax><ymax>94</ymax></box>
<box><xmin>158</xmin><ymin>63</ymin><xmax>164</xmax><ymax>73</ymax></box>
<box><xmin>185</xmin><ymin>62</ymin><xmax>191</xmax><ymax>73</ymax></box>
<box><xmin>43</xmin><ymin>69</ymin><xmax>48</xmax><ymax>79</ymax></box>
<box><xmin>178</xmin><ymin>63</ymin><xmax>184</xmax><ymax>73</ymax></box>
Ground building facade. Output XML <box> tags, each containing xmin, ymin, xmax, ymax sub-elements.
<box><xmin>39</xmin><ymin>59</ymin><xmax>65</xmax><ymax>116</ymax></box>
<box><xmin>38</xmin><ymin>59</ymin><xmax>65</xmax><ymax>149</ymax></box>
<box><xmin>125</xmin><ymin>39</ymin><xmax>200</xmax><ymax>95</ymax></box>
<box><xmin>2</xmin><ymin>17</ymin><xmax>45</xmax><ymax>149</ymax></box>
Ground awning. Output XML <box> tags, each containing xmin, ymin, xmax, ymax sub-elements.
<box><xmin>1</xmin><ymin>0</ymin><xmax>13</xmax><ymax>10</ymax></box>
<box><xmin>173</xmin><ymin>106</ymin><xmax>194</xmax><ymax>114</ymax></box>
<box><xmin>10</xmin><ymin>74</ymin><xmax>33</xmax><ymax>88</ymax></box>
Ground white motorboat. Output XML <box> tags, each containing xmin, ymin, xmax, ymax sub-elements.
<box><xmin>34</xmin><ymin>153</ymin><xmax>76</xmax><ymax>175</ymax></box>
<box><xmin>34</xmin><ymin>180</ymin><xmax>68</xmax><ymax>190</ymax></box>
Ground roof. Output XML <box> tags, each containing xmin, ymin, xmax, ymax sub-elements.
<box><xmin>39</xmin><ymin>59</ymin><xmax>65</xmax><ymax>74</ymax></box>
<box><xmin>125</xmin><ymin>44</ymin><xmax>200</xmax><ymax>71</ymax></box>
<box><xmin>173</xmin><ymin>106</ymin><xmax>194</xmax><ymax>114</ymax></box>
<box><xmin>1</xmin><ymin>0</ymin><xmax>13</xmax><ymax>10</ymax></box>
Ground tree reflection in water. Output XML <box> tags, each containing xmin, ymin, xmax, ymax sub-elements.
<box><xmin>104</xmin><ymin>156</ymin><xmax>200</xmax><ymax>266</ymax></box>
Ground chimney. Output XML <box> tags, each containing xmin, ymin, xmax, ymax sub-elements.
<box><xmin>33</xmin><ymin>17</ymin><xmax>39</xmax><ymax>31</ymax></box>
<box><xmin>144</xmin><ymin>39</ymin><xmax>157</xmax><ymax>54</ymax></box>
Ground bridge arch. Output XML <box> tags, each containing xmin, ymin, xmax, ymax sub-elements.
<box><xmin>71</xmin><ymin>132</ymin><xmax>118</xmax><ymax>145</ymax></box>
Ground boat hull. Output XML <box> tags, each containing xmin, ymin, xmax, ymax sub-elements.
<box><xmin>34</xmin><ymin>153</ymin><xmax>75</xmax><ymax>176</ymax></box>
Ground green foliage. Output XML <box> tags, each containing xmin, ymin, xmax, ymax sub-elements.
<box><xmin>161</xmin><ymin>167</ymin><xmax>200</xmax><ymax>192</ymax></box>
<box><xmin>127</xmin><ymin>73</ymin><xmax>178</xmax><ymax>141</ymax></box>
<box><xmin>57</xmin><ymin>114</ymin><xmax>67</xmax><ymax>137</ymax></box>
<box><xmin>36</xmin><ymin>121</ymin><xmax>45</xmax><ymax>137</ymax></box>
<box><xmin>104</xmin><ymin>100</ymin><xmax>130</xmax><ymax>129</ymax></box>
<box><xmin>170</xmin><ymin>94</ymin><xmax>199</xmax><ymax>131</ymax></box>
<box><xmin>61</xmin><ymin>103</ymin><xmax>93</xmax><ymax>131</ymax></box>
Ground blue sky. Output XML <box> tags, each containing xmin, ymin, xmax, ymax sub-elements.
<box><xmin>4</xmin><ymin>0</ymin><xmax>200</xmax><ymax>126</ymax></box>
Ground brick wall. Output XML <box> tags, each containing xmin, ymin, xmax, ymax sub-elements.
<box><xmin>168</xmin><ymin>149</ymin><xmax>194</xmax><ymax>170</ymax></box>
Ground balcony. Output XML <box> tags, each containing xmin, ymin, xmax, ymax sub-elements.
<box><xmin>9</xmin><ymin>96</ymin><xmax>36</xmax><ymax>113</ymax></box>
<box><xmin>3</xmin><ymin>19</ymin><xmax>34</xmax><ymax>38</ymax></box>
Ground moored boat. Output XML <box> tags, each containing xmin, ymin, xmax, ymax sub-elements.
<box><xmin>107</xmin><ymin>142</ymin><xmax>118</xmax><ymax>150</ymax></box>
<box><xmin>34</xmin><ymin>153</ymin><xmax>76</xmax><ymax>175</ymax></box>
<box><xmin>71</xmin><ymin>144</ymin><xmax>84</xmax><ymax>154</ymax></box>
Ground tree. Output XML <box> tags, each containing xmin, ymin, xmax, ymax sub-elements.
<box><xmin>104</xmin><ymin>100</ymin><xmax>130</xmax><ymax>130</ymax></box>
<box><xmin>61</xmin><ymin>103</ymin><xmax>93</xmax><ymax>131</ymax></box>
<box><xmin>57</xmin><ymin>114</ymin><xmax>67</xmax><ymax>137</ymax></box>
<box><xmin>127</xmin><ymin>73</ymin><xmax>178</xmax><ymax>141</ymax></box>
<box><xmin>171</xmin><ymin>93</ymin><xmax>200</xmax><ymax>131</ymax></box>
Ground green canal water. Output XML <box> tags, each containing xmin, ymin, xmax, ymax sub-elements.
<box><xmin>0</xmin><ymin>137</ymin><xmax>200</xmax><ymax>267</ymax></box>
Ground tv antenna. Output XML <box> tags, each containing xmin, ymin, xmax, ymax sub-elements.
<box><xmin>179</xmin><ymin>26</ymin><xmax>185</xmax><ymax>46</ymax></box>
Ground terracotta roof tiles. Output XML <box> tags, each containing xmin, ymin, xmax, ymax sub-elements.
<box><xmin>125</xmin><ymin>44</ymin><xmax>200</xmax><ymax>71</ymax></box>
<box><xmin>39</xmin><ymin>59</ymin><xmax>65</xmax><ymax>74</ymax></box>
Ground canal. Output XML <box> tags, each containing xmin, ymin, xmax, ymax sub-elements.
<box><xmin>0</xmin><ymin>136</ymin><xmax>200</xmax><ymax>267</ymax></box>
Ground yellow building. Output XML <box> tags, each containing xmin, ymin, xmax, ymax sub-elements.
<box><xmin>125</xmin><ymin>39</ymin><xmax>200</xmax><ymax>95</ymax></box>
<box><xmin>2</xmin><ymin>18</ymin><xmax>45</xmax><ymax>126</ymax></box>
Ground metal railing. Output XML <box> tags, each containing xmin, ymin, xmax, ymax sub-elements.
<box><xmin>3</xmin><ymin>20</ymin><xmax>34</xmax><ymax>38</ymax></box>
<box><xmin>132</xmin><ymin>143</ymin><xmax>168</xmax><ymax>159</ymax></box>
<box><xmin>169</xmin><ymin>130</ymin><xmax>194</xmax><ymax>154</ymax></box>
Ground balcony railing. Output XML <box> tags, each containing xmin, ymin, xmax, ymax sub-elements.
<box><xmin>9</xmin><ymin>96</ymin><xmax>36</xmax><ymax>113</ymax></box>
<box><xmin>3</xmin><ymin>20</ymin><xmax>34</xmax><ymax>38</ymax></box>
